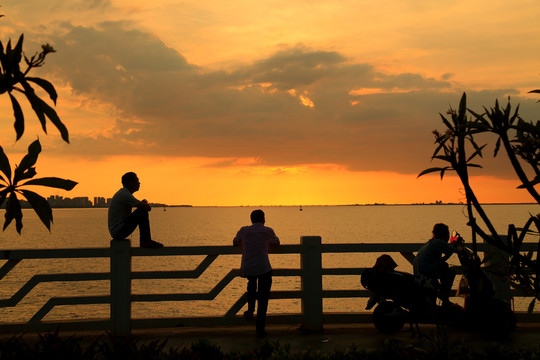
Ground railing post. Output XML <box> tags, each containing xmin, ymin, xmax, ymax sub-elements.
<box><xmin>110</xmin><ymin>239</ymin><xmax>132</xmax><ymax>336</ymax></box>
<box><xmin>300</xmin><ymin>236</ymin><xmax>323</xmax><ymax>332</ymax></box>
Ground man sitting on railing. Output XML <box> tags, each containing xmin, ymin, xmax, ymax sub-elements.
<box><xmin>233</xmin><ymin>209</ymin><xmax>280</xmax><ymax>337</ymax></box>
<box><xmin>108</xmin><ymin>172</ymin><xmax>164</xmax><ymax>248</ymax></box>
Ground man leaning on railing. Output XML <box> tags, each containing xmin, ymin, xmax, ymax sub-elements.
<box><xmin>233</xmin><ymin>209</ymin><xmax>280</xmax><ymax>337</ymax></box>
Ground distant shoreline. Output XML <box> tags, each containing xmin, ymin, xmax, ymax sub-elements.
<box><xmin>55</xmin><ymin>202</ymin><xmax>538</xmax><ymax>209</ymax></box>
<box><xmin>200</xmin><ymin>202</ymin><xmax>538</xmax><ymax>207</ymax></box>
<box><xmin>5</xmin><ymin>202</ymin><xmax>537</xmax><ymax>210</ymax></box>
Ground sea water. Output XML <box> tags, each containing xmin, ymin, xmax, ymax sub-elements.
<box><xmin>0</xmin><ymin>204</ymin><xmax>538</xmax><ymax>322</ymax></box>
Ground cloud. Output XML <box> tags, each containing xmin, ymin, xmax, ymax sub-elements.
<box><xmin>13</xmin><ymin>20</ymin><xmax>538</xmax><ymax>179</ymax></box>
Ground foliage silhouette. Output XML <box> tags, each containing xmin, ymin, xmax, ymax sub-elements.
<box><xmin>0</xmin><ymin>35</ymin><xmax>69</xmax><ymax>142</ymax></box>
<box><xmin>2</xmin><ymin>330</ymin><xmax>540</xmax><ymax>360</ymax></box>
<box><xmin>0</xmin><ymin>140</ymin><xmax>77</xmax><ymax>233</ymax></box>
<box><xmin>420</xmin><ymin>90</ymin><xmax>540</xmax><ymax>311</ymax></box>
<box><xmin>0</xmin><ymin>10</ymin><xmax>77</xmax><ymax>234</ymax></box>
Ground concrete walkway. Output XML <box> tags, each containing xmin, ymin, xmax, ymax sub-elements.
<box><xmin>2</xmin><ymin>323</ymin><xmax>540</xmax><ymax>354</ymax></box>
<box><xmin>127</xmin><ymin>323</ymin><xmax>540</xmax><ymax>354</ymax></box>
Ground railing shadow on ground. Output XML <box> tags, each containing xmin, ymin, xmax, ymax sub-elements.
<box><xmin>0</xmin><ymin>236</ymin><xmax>538</xmax><ymax>335</ymax></box>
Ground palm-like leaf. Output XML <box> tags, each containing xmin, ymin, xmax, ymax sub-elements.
<box><xmin>530</xmin><ymin>89</ymin><xmax>540</xmax><ymax>102</ymax></box>
<box><xmin>19</xmin><ymin>189</ymin><xmax>52</xmax><ymax>230</ymax></box>
<box><xmin>13</xmin><ymin>139</ymin><xmax>40</xmax><ymax>183</ymax></box>
<box><xmin>23</xmin><ymin>177</ymin><xmax>77</xmax><ymax>190</ymax></box>
<box><xmin>0</xmin><ymin>140</ymin><xmax>77</xmax><ymax>234</ymax></box>
<box><xmin>3</xmin><ymin>192</ymin><xmax>22</xmax><ymax>233</ymax></box>
<box><xmin>417</xmin><ymin>167</ymin><xmax>451</xmax><ymax>178</ymax></box>
<box><xmin>25</xmin><ymin>77</ymin><xmax>57</xmax><ymax>104</ymax></box>
<box><xmin>9</xmin><ymin>93</ymin><xmax>24</xmax><ymax>140</ymax></box>
<box><xmin>466</xmin><ymin>144</ymin><xmax>486</xmax><ymax>163</ymax></box>
<box><xmin>0</xmin><ymin>145</ymin><xmax>12</xmax><ymax>182</ymax></box>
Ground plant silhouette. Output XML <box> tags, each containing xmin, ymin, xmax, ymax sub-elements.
<box><xmin>0</xmin><ymin>11</ymin><xmax>77</xmax><ymax>234</ymax></box>
<box><xmin>420</xmin><ymin>90</ymin><xmax>540</xmax><ymax>311</ymax></box>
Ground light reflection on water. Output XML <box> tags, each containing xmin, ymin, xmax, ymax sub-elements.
<box><xmin>0</xmin><ymin>204</ymin><xmax>538</xmax><ymax>322</ymax></box>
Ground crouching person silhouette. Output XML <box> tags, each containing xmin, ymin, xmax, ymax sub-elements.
<box><xmin>413</xmin><ymin>223</ymin><xmax>458</xmax><ymax>307</ymax></box>
<box><xmin>233</xmin><ymin>209</ymin><xmax>280</xmax><ymax>337</ymax></box>
<box><xmin>108</xmin><ymin>172</ymin><xmax>163</xmax><ymax>248</ymax></box>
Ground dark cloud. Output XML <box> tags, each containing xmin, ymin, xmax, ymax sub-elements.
<box><xmin>233</xmin><ymin>46</ymin><xmax>349</xmax><ymax>90</ymax></box>
<box><xmin>41</xmin><ymin>21</ymin><xmax>539</xmax><ymax>178</ymax></box>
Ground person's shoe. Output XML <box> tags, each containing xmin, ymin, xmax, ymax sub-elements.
<box><xmin>140</xmin><ymin>240</ymin><xmax>164</xmax><ymax>248</ymax></box>
<box><xmin>243</xmin><ymin>311</ymin><xmax>254</xmax><ymax>320</ymax></box>
<box><xmin>256</xmin><ymin>330</ymin><xmax>268</xmax><ymax>338</ymax></box>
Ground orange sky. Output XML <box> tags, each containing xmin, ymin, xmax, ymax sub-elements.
<box><xmin>0</xmin><ymin>0</ymin><xmax>539</xmax><ymax>206</ymax></box>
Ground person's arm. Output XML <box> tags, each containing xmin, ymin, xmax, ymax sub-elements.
<box><xmin>270</xmin><ymin>233</ymin><xmax>280</xmax><ymax>246</ymax></box>
<box><xmin>136</xmin><ymin>199</ymin><xmax>151</xmax><ymax>211</ymax></box>
<box><xmin>441</xmin><ymin>241</ymin><xmax>456</xmax><ymax>261</ymax></box>
<box><xmin>267</xmin><ymin>228</ymin><xmax>280</xmax><ymax>249</ymax></box>
<box><xmin>124</xmin><ymin>189</ymin><xmax>150</xmax><ymax>211</ymax></box>
<box><xmin>233</xmin><ymin>228</ymin><xmax>244</xmax><ymax>246</ymax></box>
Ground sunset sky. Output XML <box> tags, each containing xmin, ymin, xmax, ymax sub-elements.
<box><xmin>0</xmin><ymin>0</ymin><xmax>539</xmax><ymax>206</ymax></box>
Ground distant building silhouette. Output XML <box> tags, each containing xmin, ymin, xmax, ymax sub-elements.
<box><xmin>1</xmin><ymin>195</ymin><xmax>179</xmax><ymax>209</ymax></box>
<box><xmin>47</xmin><ymin>195</ymin><xmax>92</xmax><ymax>208</ymax></box>
<box><xmin>93</xmin><ymin>197</ymin><xmax>110</xmax><ymax>207</ymax></box>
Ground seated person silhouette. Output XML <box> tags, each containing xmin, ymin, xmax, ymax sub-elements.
<box><xmin>108</xmin><ymin>172</ymin><xmax>163</xmax><ymax>248</ymax></box>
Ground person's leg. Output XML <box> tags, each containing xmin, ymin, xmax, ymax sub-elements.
<box><xmin>438</xmin><ymin>262</ymin><xmax>455</xmax><ymax>305</ymax></box>
<box><xmin>113</xmin><ymin>209</ymin><xmax>163</xmax><ymax>248</ymax></box>
<box><xmin>245</xmin><ymin>275</ymin><xmax>257</xmax><ymax>319</ymax></box>
<box><xmin>113</xmin><ymin>208</ymin><xmax>151</xmax><ymax>242</ymax></box>
<box><xmin>132</xmin><ymin>208</ymin><xmax>151</xmax><ymax>243</ymax></box>
<box><xmin>256</xmin><ymin>271</ymin><xmax>272</xmax><ymax>336</ymax></box>
<box><xmin>112</xmin><ymin>215</ymin><xmax>139</xmax><ymax>240</ymax></box>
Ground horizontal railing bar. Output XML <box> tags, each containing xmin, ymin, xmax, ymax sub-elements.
<box><xmin>132</xmin><ymin>293</ymin><xmax>212</xmax><ymax>301</ymax></box>
<box><xmin>2</xmin><ymin>242</ymin><xmax>536</xmax><ymax>260</ymax></box>
<box><xmin>319</xmin><ymin>242</ymin><xmax>525</xmax><ymax>253</ymax></box>
<box><xmin>320</xmin><ymin>267</ymin><xmax>469</xmax><ymax>276</ymax></box>
<box><xmin>323</xmin><ymin>268</ymin><xmax>365</xmax><ymax>275</ymax></box>
<box><xmin>131</xmin><ymin>244</ymin><xmax>303</xmax><ymax>256</ymax></box>
<box><xmin>37</xmin><ymin>273</ymin><xmax>110</xmax><ymax>281</ymax></box>
<box><xmin>131</xmin><ymin>267</ymin><xmax>363</xmax><ymax>285</ymax></box>
<box><xmin>270</xmin><ymin>290</ymin><xmax>302</xmax><ymax>299</ymax></box>
<box><xmin>0</xmin><ymin>248</ymin><xmax>111</xmax><ymax>260</ymax></box>
<box><xmin>131</xmin><ymin>269</ymin><xmax>241</xmax><ymax>304</ymax></box>
<box><xmin>273</xmin><ymin>268</ymin><xmax>302</xmax><ymax>276</ymax></box>
<box><xmin>322</xmin><ymin>290</ymin><xmax>370</xmax><ymax>298</ymax></box>
<box><xmin>131</xmin><ymin>246</ymin><xmax>240</xmax><ymax>256</ymax></box>
<box><xmin>132</xmin><ymin>270</ymin><xmax>204</xmax><ymax>279</ymax></box>
<box><xmin>0</xmin><ymin>272</ymin><xmax>110</xmax><ymax>308</ymax></box>
<box><xmin>322</xmin><ymin>242</ymin><xmax>540</xmax><ymax>253</ymax></box>
<box><xmin>132</xmin><ymin>269</ymin><xmax>300</xmax><ymax>281</ymax></box>
<box><xmin>132</xmin><ymin>254</ymin><xmax>217</xmax><ymax>279</ymax></box>
<box><xmin>132</xmin><ymin>290</ymin><xmax>302</xmax><ymax>303</ymax></box>
<box><xmin>321</xmin><ymin>243</ymin><xmax>423</xmax><ymax>253</ymax></box>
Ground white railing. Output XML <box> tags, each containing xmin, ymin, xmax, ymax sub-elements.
<box><xmin>0</xmin><ymin>236</ymin><xmax>538</xmax><ymax>335</ymax></box>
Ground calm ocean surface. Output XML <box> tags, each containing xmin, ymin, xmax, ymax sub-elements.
<box><xmin>0</xmin><ymin>204</ymin><xmax>538</xmax><ymax>323</ymax></box>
